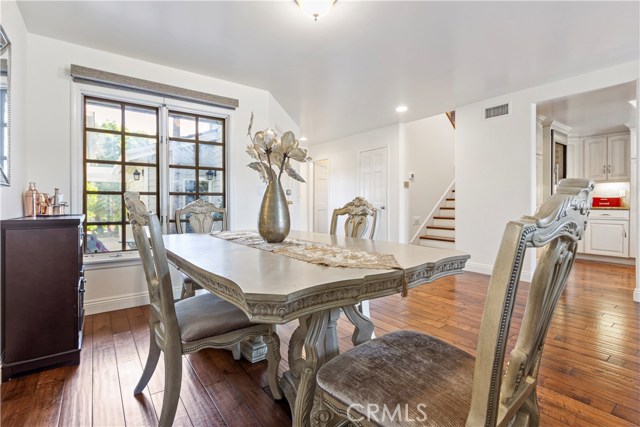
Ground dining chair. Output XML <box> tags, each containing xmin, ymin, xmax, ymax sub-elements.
<box><xmin>329</xmin><ymin>196</ymin><xmax>378</xmax><ymax>334</ymax></box>
<box><xmin>311</xmin><ymin>178</ymin><xmax>594</xmax><ymax>427</ymax></box>
<box><xmin>175</xmin><ymin>199</ymin><xmax>227</xmax><ymax>299</ymax></box>
<box><xmin>123</xmin><ymin>192</ymin><xmax>281</xmax><ymax>427</ymax></box>
<box><xmin>329</xmin><ymin>196</ymin><xmax>378</xmax><ymax>239</ymax></box>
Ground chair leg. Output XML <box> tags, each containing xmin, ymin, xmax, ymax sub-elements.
<box><xmin>134</xmin><ymin>331</ymin><xmax>161</xmax><ymax>394</ymax></box>
<box><xmin>158</xmin><ymin>345</ymin><xmax>183</xmax><ymax>427</ymax></box>
<box><xmin>523</xmin><ymin>392</ymin><xmax>540</xmax><ymax>426</ymax></box>
<box><xmin>230</xmin><ymin>342</ymin><xmax>241</xmax><ymax>360</ymax></box>
<box><xmin>264</xmin><ymin>326</ymin><xmax>282</xmax><ymax>400</ymax></box>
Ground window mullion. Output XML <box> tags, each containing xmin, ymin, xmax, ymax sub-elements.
<box><xmin>120</xmin><ymin>102</ymin><xmax>126</xmax><ymax>251</ymax></box>
<box><xmin>159</xmin><ymin>104</ymin><xmax>169</xmax><ymax>232</ymax></box>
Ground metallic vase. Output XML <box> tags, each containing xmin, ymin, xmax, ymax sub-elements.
<box><xmin>258</xmin><ymin>180</ymin><xmax>290</xmax><ymax>243</ymax></box>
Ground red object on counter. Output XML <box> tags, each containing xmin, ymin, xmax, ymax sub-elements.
<box><xmin>592</xmin><ymin>197</ymin><xmax>622</xmax><ymax>207</ymax></box>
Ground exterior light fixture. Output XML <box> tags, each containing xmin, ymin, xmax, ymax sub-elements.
<box><xmin>206</xmin><ymin>170</ymin><xmax>216</xmax><ymax>180</ymax></box>
<box><xmin>295</xmin><ymin>0</ymin><xmax>337</xmax><ymax>22</ymax></box>
<box><xmin>133</xmin><ymin>169</ymin><xmax>142</xmax><ymax>181</ymax></box>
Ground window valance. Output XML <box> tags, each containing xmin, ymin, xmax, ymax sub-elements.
<box><xmin>70</xmin><ymin>64</ymin><xmax>239</xmax><ymax>110</ymax></box>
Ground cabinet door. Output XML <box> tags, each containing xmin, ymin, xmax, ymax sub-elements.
<box><xmin>585</xmin><ymin>220</ymin><xmax>629</xmax><ymax>258</ymax></box>
<box><xmin>607</xmin><ymin>135</ymin><xmax>630</xmax><ymax>181</ymax></box>
<box><xmin>583</xmin><ymin>137</ymin><xmax>607</xmax><ymax>181</ymax></box>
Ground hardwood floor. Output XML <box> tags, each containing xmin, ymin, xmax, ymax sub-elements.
<box><xmin>1</xmin><ymin>260</ymin><xmax>638</xmax><ymax>426</ymax></box>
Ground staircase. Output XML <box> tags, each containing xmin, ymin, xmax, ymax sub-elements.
<box><xmin>419</xmin><ymin>188</ymin><xmax>455</xmax><ymax>249</ymax></box>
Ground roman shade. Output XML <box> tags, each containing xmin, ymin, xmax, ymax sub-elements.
<box><xmin>70</xmin><ymin>64</ymin><xmax>239</xmax><ymax>109</ymax></box>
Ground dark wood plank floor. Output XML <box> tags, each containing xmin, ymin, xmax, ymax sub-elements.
<box><xmin>1</xmin><ymin>260</ymin><xmax>638</xmax><ymax>426</ymax></box>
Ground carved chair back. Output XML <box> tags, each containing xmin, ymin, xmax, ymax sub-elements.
<box><xmin>329</xmin><ymin>196</ymin><xmax>378</xmax><ymax>239</ymax></box>
<box><xmin>124</xmin><ymin>191</ymin><xmax>180</xmax><ymax>343</ymax></box>
<box><xmin>175</xmin><ymin>199</ymin><xmax>227</xmax><ymax>234</ymax></box>
<box><xmin>467</xmin><ymin>178</ymin><xmax>594</xmax><ymax>426</ymax></box>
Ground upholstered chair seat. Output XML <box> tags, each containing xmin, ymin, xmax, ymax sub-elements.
<box><xmin>317</xmin><ymin>330</ymin><xmax>474</xmax><ymax>427</ymax></box>
<box><xmin>174</xmin><ymin>293</ymin><xmax>255</xmax><ymax>342</ymax></box>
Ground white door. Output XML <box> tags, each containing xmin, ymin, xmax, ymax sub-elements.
<box><xmin>313</xmin><ymin>159</ymin><xmax>329</xmax><ymax>233</ymax></box>
<box><xmin>359</xmin><ymin>147</ymin><xmax>387</xmax><ymax>240</ymax></box>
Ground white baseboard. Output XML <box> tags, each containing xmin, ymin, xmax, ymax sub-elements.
<box><xmin>576</xmin><ymin>253</ymin><xmax>636</xmax><ymax>266</ymax></box>
<box><xmin>464</xmin><ymin>261</ymin><xmax>533</xmax><ymax>282</ymax></box>
<box><xmin>84</xmin><ymin>287</ymin><xmax>182</xmax><ymax>315</ymax></box>
<box><xmin>634</xmin><ymin>288</ymin><xmax>640</xmax><ymax>303</ymax></box>
<box><xmin>84</xmin><ymin>291</ymin><xmax>150</xmax><ymax>315</ymax></box>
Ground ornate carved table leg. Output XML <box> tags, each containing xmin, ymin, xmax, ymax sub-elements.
<box><xmin>324</xmin><ymin>308</ymin><xmax>341</xmax><ymax>361</ymax></box>
<box><xmin>281</xmin><ymin>309</ymin><xmax>345</xmax><ymax>426</ymax></box>
<box><xmin>292</xmin><ymin>310</ymin><xmax>329</xmax><ymax>427</ymax></box>
<box><xmin>342</xmin><ymin>304</ymin><xmax>375</xmax><ymax>346</ymax></box>
<box><xmin>263</xmin><ymin>325</ymin><xmax>282</xmax><ymax>400</ymax></box>
<box><xmin>289</xmin><ymin>316</ymin><xmax>309</xmax><ymax>367</ymax></box>
<box><xmin>281</xmin><ymin>316</ymin><xmax>310</xmax><ymax>416</ymax></box>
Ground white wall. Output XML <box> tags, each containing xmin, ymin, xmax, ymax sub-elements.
<box><xmin>21</xmin><ymin>33</ymin><xmax>298</xmax><ymax>314</ymax></box>
<box><xmin>456</xmin><ymin>61</ymin><xmax>639</xmax><ymax>280</ymax></box>
<box><xmin>0</xmin><ymin>0</ymin><xmax>27</xmax><ymax>219</ymax></box>
<box><xmin>403</xmin><ymin>114</ymin><xmax>455</xmax><ymax>240</ymax></box>
<box><xmin>268</xmin><ymin>93</ymin><xmax>306</xmax><ymax>231</ymax></box>
<box><xmin>308</xmin><ymin>124</ymin><xmax>402</xmax><ymax>242</ymax></box>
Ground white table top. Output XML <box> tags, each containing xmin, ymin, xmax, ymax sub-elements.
<box><xmin>163</xmin><ymin>231</ymin><xmax>469</xmax><ymax>323</ymax></box>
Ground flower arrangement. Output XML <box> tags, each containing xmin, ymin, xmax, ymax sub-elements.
<box><xmin>246</xmin><ymin>112</ymin><xmax>311</xmax><ymax>183</ymax></box>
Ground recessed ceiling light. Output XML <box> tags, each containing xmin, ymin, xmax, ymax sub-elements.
<box><xmin>629</xmin><ymin>100</ymin><xmax>637</xmax><ymax>108</ymax></box>
<box><xmin>299</xmin><ymin>136</ymin><xmax>308</xmax><ymax>142</ymax></box>
<box><xmin>395</xmin><ymin>105</ymin><xmax>408</xmax><ymax>113</ymax></box>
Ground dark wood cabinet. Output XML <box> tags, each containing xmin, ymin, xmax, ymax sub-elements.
<box><xmin>1</xmin><ymin>215</ymin><xmax>85</xmax><ymax>381</ymax></box>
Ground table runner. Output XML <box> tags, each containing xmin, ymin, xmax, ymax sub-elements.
<box><xmin>212</xmin><ymin>231</ymin><xmax>402</xmax><ymax>270</ymax></box>
<box><xmin>212</xmin><ymin>231</ymin><xmax>409</xmax><ymax>296</ymax></box>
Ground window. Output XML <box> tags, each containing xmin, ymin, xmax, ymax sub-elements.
<box><xmin>82</xmin><ymin>95</ymin><xmax>227</xmax><ymax>254</ymax></box>
<box><xmin>167</xmin><ymin>111</ymin><xmax>225</xmax><ymax>233</ymax></box>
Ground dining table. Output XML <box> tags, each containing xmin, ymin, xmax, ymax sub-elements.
<box><xmin>163</xmin><ymin>230</ymin><xmax>469</xmax><ymax>427</ymax></box>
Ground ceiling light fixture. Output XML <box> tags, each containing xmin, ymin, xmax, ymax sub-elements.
<box><xmin>299</xmin><ymin>136</ymin><xmax>308</xmax><ymax>142</ymax></box>
<box><xmin>395</xmin><ymin>105</ymin><xmax>408</xmax><ymax>113</ymax></box>
<box><xmin>295</xmin><ymin>0</ymin><xmax>337</xmax><ymax>22</ymax></box>
<box><xmin>629</xmin><ymin>100</ymin><xmax>637</xmax><ymax>108</ymax></box>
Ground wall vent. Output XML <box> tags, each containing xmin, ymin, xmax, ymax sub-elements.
<box><xmin>484</xmin><ymin>103</ymin><xmax>510</xmax><ymax>119</ymax></box>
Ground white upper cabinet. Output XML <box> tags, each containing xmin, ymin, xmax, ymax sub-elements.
<box><xmin>583</xmin><ymin>133</ymin><xmax>629</xmax><ymax>182</ymax></box>
<box><xmin>584</xmin><ymin>137</ymin><xmax>608</xmax><ymax>180</ymax></box>
<box><xmin>607</xmin><ymin>134</ymin><xmax>630</xmax><ymax>181</ymax></box>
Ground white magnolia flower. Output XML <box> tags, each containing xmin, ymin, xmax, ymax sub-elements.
<box><xmin>246</xmin><ymin>113</ymin><xmax>311</xmax><ymax>183</ymax></box>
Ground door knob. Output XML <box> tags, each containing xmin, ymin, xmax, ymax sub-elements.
<box><xmin>380</xmin><ymin>206</ymin><xmax>386</xmax><ymax>210</ymax></box>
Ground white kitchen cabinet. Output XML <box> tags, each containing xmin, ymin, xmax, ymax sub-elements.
<box><xmin>583</xmin><ymin>134</ymin><xmax>629</xmax><ymax>182</ymax></box>
<box><xmin>583</xmin><ymin>210</ymin><xmax>630</xmax><ymax>258</ymax></box>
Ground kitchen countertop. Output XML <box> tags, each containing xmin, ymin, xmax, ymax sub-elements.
<box><xmin>591</xmin><ymin>207</ymin><xmax>629</xmax><ymax>210</ymax></box>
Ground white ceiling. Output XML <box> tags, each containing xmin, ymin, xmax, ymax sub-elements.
<box><xmin>537</xmin><ymin>81</ymin><xmax>637</xmax><ymax>136</ymax></box>
<box><xmin>17</xmin><ymin>1</ymin><xmax>640</xmax><ymax>143</ymax></box>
